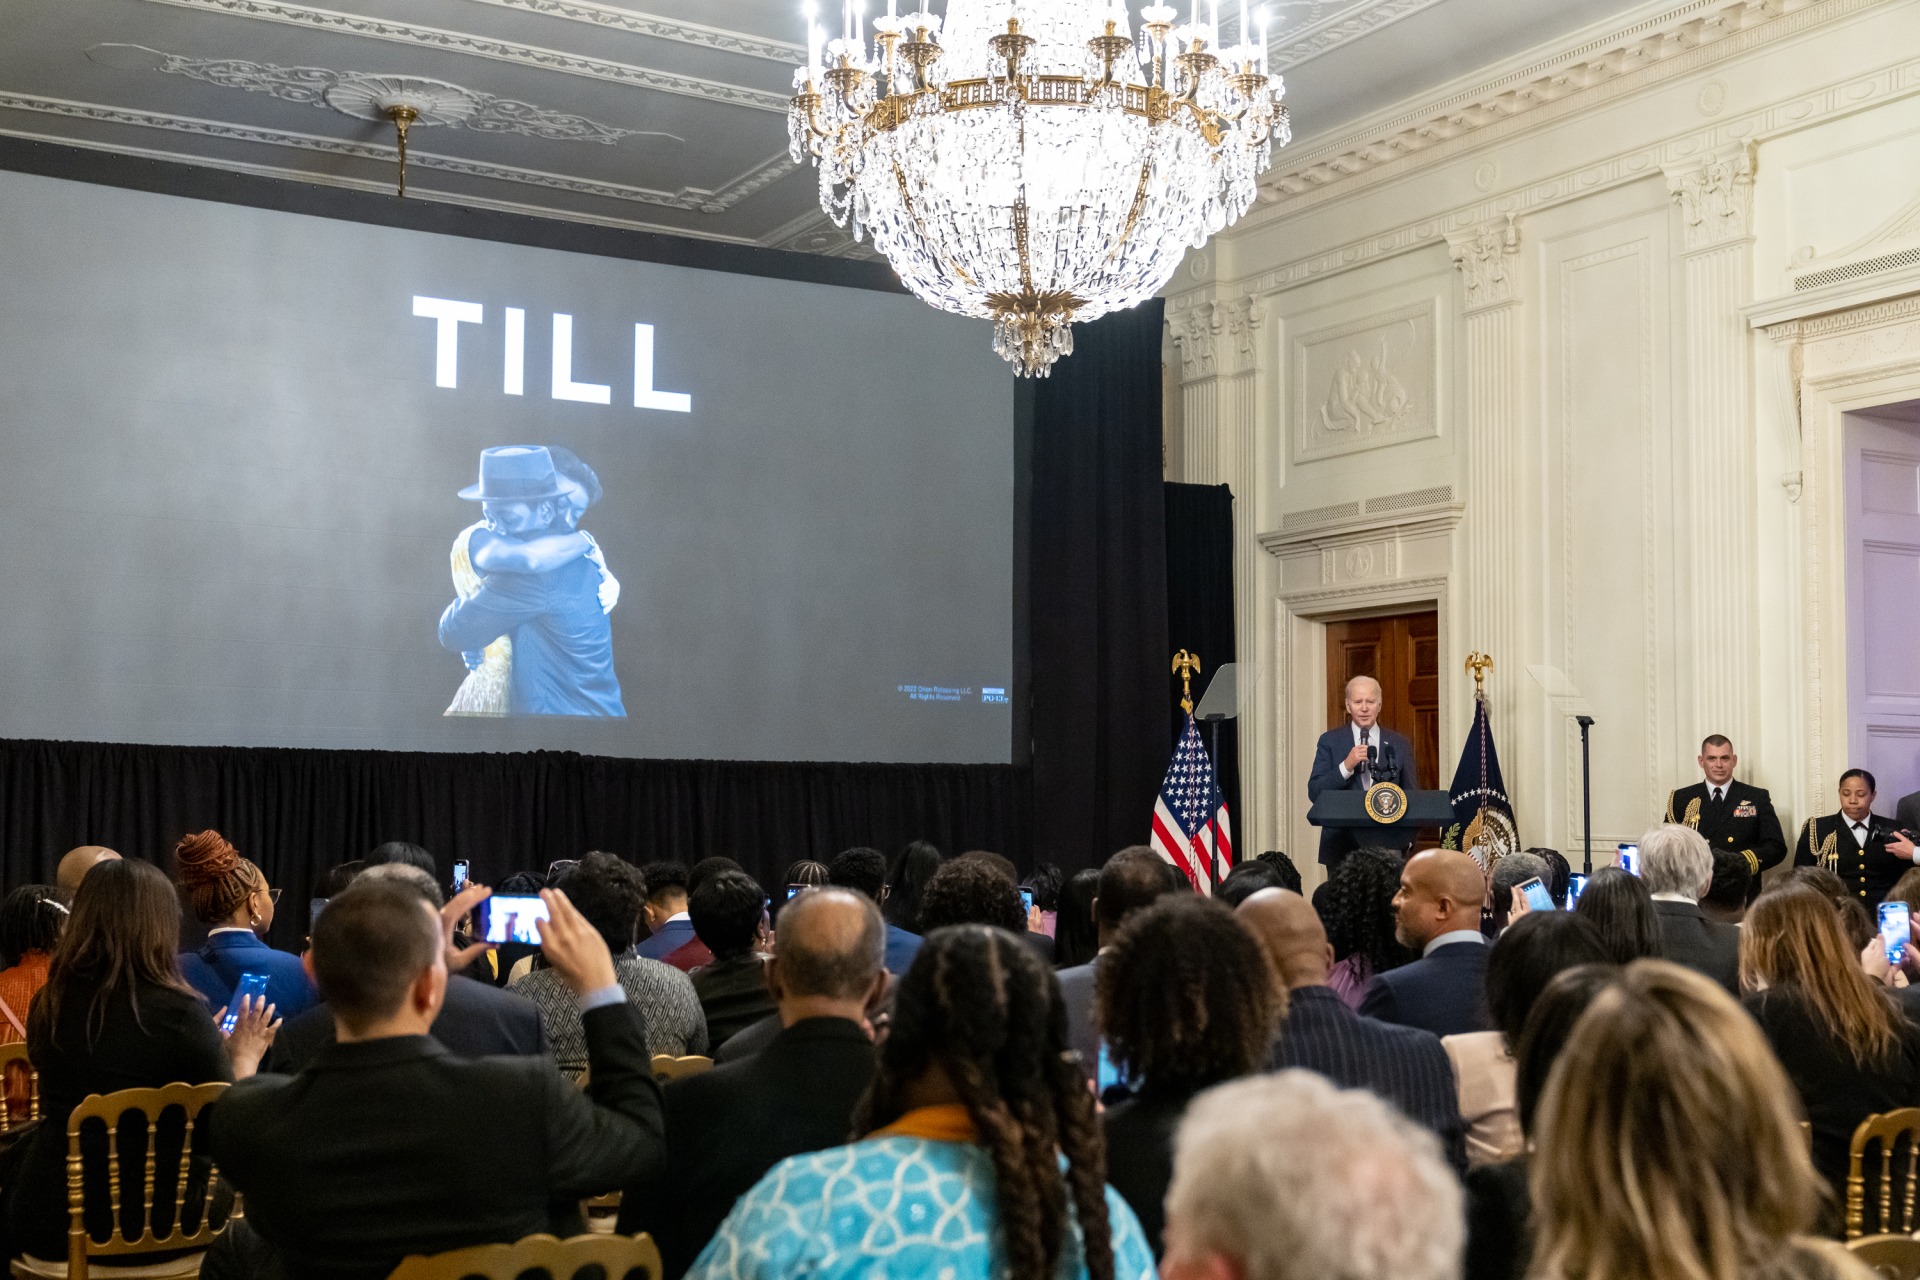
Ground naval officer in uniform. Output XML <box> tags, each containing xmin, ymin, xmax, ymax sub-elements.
<box><xmin>1791</xmin><ymin>767</ymin><xmax>1919</xmax><ymax>906</ymax></box>
<box><xmin>1663</xmin><ymin>734</ymin><xmax>1786</xmax><ymax>903</ymax></box>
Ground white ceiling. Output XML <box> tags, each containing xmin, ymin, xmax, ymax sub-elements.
<box><xmin>0</xmin><ymin>0</ymin><xmax>1643</xmax><ymax>257</ymax></box>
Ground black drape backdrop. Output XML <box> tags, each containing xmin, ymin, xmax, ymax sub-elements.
<box><xmin>1164</xmin><ymin>482</ymin><xmax>1239</xmax><ymax>842</ymax></box>
<box><xmin>0</xmin><ymin>738</ymin><xmax>1026</xmax><ymax>953</ymax></box>
<box><xmin>1027</xmin><ymin>301</ymin><xmax>1171</xmax><ymax>871</ymax></box>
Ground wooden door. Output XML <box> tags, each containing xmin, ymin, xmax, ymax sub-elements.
<box><xmin>1324</xmin><ymin>611</ymin><xmax>1440</xmax><ymax>791</ymax></box>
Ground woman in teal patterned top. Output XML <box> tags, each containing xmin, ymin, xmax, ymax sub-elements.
<box><xmin>686</xmin><ymin>925</ymin><xmax>1156</xmax><ymax>1280</ymax></box>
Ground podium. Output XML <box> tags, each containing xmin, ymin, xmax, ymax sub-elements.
<box><xmin>1308</xmin><ymin>785</ymin><xmax>1455</xmax><ymax>846</ymax></box>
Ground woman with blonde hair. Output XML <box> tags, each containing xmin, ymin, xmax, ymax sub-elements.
<box><xmin>1530</xmin><ymin>959</ymin><xmax>1872</xmax><ymax>1279</ymax></box>
<box><xmin>1740</xmin><ymin>883</ymin><xmax>1920</xmax><ymax>1229</ymax></box>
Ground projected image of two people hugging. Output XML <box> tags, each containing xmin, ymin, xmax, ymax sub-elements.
<box><xmin>437</xmin><ymin>445</ymin><xmax>625</xmax><ymax>717</ymax></box>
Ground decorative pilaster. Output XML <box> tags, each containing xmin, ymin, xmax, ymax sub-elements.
<box><xmin>1666</xmin><ymin>144</ymin><xmax>1757</xmax><ymax>752</ymax></box>
<box><xmin>1448</xmin><ymin>215</ymin><xmax>1526</xmax><ymax>780</ymax></box>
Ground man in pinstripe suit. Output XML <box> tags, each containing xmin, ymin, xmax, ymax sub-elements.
<box><xmin>1239</xmin><ymin>889</ymin><xmax>1466</xmax><ymax>1173</ymax></box>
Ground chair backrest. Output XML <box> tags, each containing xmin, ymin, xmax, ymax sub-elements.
<box><xmin>1849</xmin><ymin>1233</ymin><xmax>1920</xmax><ymax>1280</ymax></box>
<box><xmin>0</xmin><ymin>1040</ymin><xmax>40</xmax><ymax>1132</ymax></box>
<box><xmin>649</xmin><ymin>1055</ymin><xmax>712</xmax><ymax>1083</ymax></box>
<box><xmin>1849</xmin><ymin>1108</ymin><xmax>1920</xmax><ymax>1238</ymax></box>
<box><xmin>387</xmin><ymin>1232</ymin><xmax>662</xmax><ymax>1280</ymax></box>
<box><xmin>64</xmin><ymin>1082</ymin><xmax>234</xmax><ymax>1278</ymax></box>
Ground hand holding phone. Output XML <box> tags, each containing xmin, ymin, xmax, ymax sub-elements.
<box><xmin>222</xmin><ymin>972</ymin><xmax>271</xmax><ymax>1034</ymax></box>
<box><xmin>452</xmin><ymin>860</ymin><xmax>469</xmax><ymax>893</ymax></box>
<box><xmin>1515</xmin><ymin>876</ymin><xmax>1556</xmax><ymax>913</ymax></box>
<box><xmin>1882</xmin><ymin>901</ymin><xmax>1911</xmax><ymax>967</ymax></box>
<box><xmin>1617</xmin><ymin>844</ymin><xmax>1639</xmax><ymax>875</ymax></box>
<box><xmin>1567</xmin><ymin>873</ymin><xmax>1590</xmax><ymax>907</ymax></box>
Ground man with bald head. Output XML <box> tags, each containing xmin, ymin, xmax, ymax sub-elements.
<box><xmin>619</xmin><ymin>886</ymin><xmax>887</xmax><ymax>1276</ymax></box>
<box><xmin>1307</xmin><ymin>675</ymin><xmax>1419</xmax><ymax>868</ymax></box>
<box><xmin>1238</xmin><ymin>889</ymin><xmax>1465</xmax><ymax>1171</ymax></box>
<box><xmin>55</xmin><ymin>845</ymin><xmax>120</xmax><ymax>896</ymax></box>
<box><xmin>1356</xmin><ymin>850</ymin><xmax>1492</xmax><ymax>1038</ymax></box>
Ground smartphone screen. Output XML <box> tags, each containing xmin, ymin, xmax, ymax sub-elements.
<box><xmin>1096</xmin><ymin>1040</ymin><xmax>1126</xmax><ymax>1094</ymax></box>
<box><xmin>308</xmin><ymin>896</ymin><xmax>327</xmax><ymax>932</ymax></box>
<box><xmin>223</xmin><ymin>971</ymin><xmax>271</xmax><ymax>1034</ymax></box>
<box><xmin>451</xmin><ymin>861</ymin><xmax>469</xmax><ymax>893</ymax></box>
<box><xmin>481</xmin><ymin>894</ymin><xmax>551</xmax><ymax>945</ymax></box>
<box><xmin>1617</xmin><ymin>844</ymin><xmax>1639</xmax><ymax>875</ymax></box>
<box><xmin>1881</xmin><ymin>901</ymin><xmax>1911</xmax><ymax>967</ymax></box>
<box><xmin>1019</xmin><ymin>888</ymin><xmax>1036</xmax><ymax>915</ymax></box>
<box><xmin>1567</xmin><ymin>874</ymin><xmax>1589</xmax><ymax>907</ymax></box>
<box><xmin>786</xmin><ymin>883</ymin><xmax>809</xmax><ymax>900</ymax></box>
<box><xmin>1519</xmin><ymin>877</ymin><xmax>1556</xmax><ymax>912</ymax></box>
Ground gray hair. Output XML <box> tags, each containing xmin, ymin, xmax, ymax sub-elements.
<box><xmin>1639</xmin><ymin>824</ymin><xmax>1713</xmax><ymax>900</ymax></box>
<box><xmin>1166</xmin><ymin>1071</ymin><xmax>1462</xmax><ymax>1280</ymax></box>
<box><xmin>1344</xmin><ymin>675</ymin><xmax>1383</xmax><ymax>702</ymax></box>
<box><xmin>358</xmin><ymin>861</ymin><xmax>445</xmax><ymax>909</ymax></box>
<box><xmin>1490</xmin><ymin>852</ymin><xmax>1549</xmax><ymax>898</ymax></box>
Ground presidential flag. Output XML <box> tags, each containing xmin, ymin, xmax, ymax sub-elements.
<box><xmin>1444</xmin><ymin>688</ymin><xmax>1517</xmax><ymax>865</ymax></box>
<box><xmin>1151</xmin><ymin>714</ymin><xmax>1234</xmax><ymax>894</ymax></box>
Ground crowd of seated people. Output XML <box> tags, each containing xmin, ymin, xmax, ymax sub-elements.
<box><xmin>2</xmin><ymin>823</ymin><xmax>1916</xmax><ymax>1280</ymax></box>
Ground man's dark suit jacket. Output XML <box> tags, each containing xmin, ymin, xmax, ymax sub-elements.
<box><xmin>1651</xmin><ymin>898</ymin><xmax>1741</xmax><ymax>994</ymax></box>
<box><xmin>1056</xmin><ymin>957</ymin><xmax>1101</xmax><ymax>1082</ymax></box>
<box><xmin>1307</xmin><ymin>723</ymin><xmax>1417</xmax><ymax>866</ymax></box>
<box><xmin>1101</xmin><ymin>1085</ymin><xmax>1195</xmax><ymax>1259</ymax></box>
<box><xmin>208</xmin><ymin>1004</ymin><xmax>663</xmax><ymax>1280</ymax></box>
<box><xmin>269</xmin><ymin>974</ymin><xmax>547</xmax><ymax>1073</ymax></box>
<box><xmin>1271</xmin><ymin>985</ymin><xmax>1467</xmax><ymax>1172</ymax></box>
<box><xmin>1664</xmin><ymin>779</ymin><xmax>1786</xmax><ymax>899</ymax></box>
<box><xmin>618</xmin><ymin>1017</ymin><xmax>876</xmax><ymax>1278</ymax></box>
<box><xmin>1356</xmin><ymin>939</ymin><xmax>1490</xmax><ymax>1039</ymax></box>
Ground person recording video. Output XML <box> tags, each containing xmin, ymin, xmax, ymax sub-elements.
<box><xmin>1307</xmin><ymin>675</ymin><xmax>1417</xmax><ymax>870</ymax></box>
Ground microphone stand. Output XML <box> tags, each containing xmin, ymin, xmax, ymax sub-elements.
<box><xmin>1576</xmin><ymin>715</ymin><xmax>1596</xmax><ymax>874</ymax></box>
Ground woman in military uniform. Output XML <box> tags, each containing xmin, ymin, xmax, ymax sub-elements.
<box><xmin>1791</xmin><ymin>768</ymin><xmax>1911</xmax><ymax>906</ymax></box>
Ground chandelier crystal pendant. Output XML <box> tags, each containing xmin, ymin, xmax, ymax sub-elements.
<box><xmin>789</xmin><ymin>0</ymin><xmax>1289</xmax><ymax>376</ymax></box>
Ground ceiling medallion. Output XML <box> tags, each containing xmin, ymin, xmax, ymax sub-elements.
<box><xmin>788</xmin><ymin>0</ymin><xmax>1289</xmax><ymax>376</ymax></box>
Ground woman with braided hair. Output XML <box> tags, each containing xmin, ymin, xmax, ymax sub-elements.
<box><xmin>174</xmin><ymin>829</ymin><xmax>316</xmax><ymax>1019</ymax></box>
<box><xmin>686</xmin><ymin>925</ymin><xmax>1155</xmax><ymax>1280</ymax></box>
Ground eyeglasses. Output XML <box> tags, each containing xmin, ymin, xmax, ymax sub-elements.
<box><xmin>264</xmin><ymin>887</ymin><xmax>283</xmax><ymax>905</ymax></box>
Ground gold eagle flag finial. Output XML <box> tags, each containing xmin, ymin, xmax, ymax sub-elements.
<box><xmin>1465</xmin><ymin>651</ymin><xmax>1493</xmax><ymax>696</ymax></box>
<box><xmin>1172</xmin><ymin>650</ymin><xmax>1202</xmax><ymax>716</ymax></box>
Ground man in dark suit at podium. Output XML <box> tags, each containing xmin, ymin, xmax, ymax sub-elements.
<box><xmin>1308</xmin><ymin>675</ymin><xmax>1417</xmax><ymax>869</ymax></box>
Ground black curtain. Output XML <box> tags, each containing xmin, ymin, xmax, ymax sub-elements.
<box><xmin>0</xmin><ymin>738</ymin><xmax>1027</xmax><ymax>953</ymax></box>
<box><xmin>1027</xmin><ymin>301</ymin><xmax>1171</xmax><ymax>872</ymax></box>
<box><xmin>1164</xmin><ymin>482</ymin><xmax>1239</xmax><ymax>843</ymax></box>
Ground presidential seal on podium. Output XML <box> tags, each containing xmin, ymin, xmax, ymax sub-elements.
<box><xmin>1364</xmin><ymin>781</ymin><xmax>1408</xmax><ymax>824</ymax></box>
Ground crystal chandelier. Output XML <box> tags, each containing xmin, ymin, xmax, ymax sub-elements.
<box><xmin>788</xmin><ymin>0</ymin><xmax>1289</xmax><ymax>376</ymax></box>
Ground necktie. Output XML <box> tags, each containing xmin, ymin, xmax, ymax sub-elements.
<box><xmin>1712</xmin><ymin>787</ymin><xmax>1724</xmax><ymax>805</ymax></box>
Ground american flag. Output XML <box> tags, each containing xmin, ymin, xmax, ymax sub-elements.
<box><xmin>1151</xmin><ymin>714</ymin><xmax>1234</xmax><ymax>893</ymax></box>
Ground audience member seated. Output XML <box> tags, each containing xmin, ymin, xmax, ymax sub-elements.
<box><xmin>1239</xmin><ymin>889</ymin><xmax>1465</xmax><ymax>1171</ymax></box>
<box><xmin>54</xmin><ymin>844</ymin><xmax>119</xmax><ymax>896</ymax></box>
<box><xmin>670</xmin><ymin>858</ymin><xmax>745</xmax><ymax>972</ymax></box>
<box><xmin>1054</xmin><ymin>868</ymin><xmax>1102</xmax><ymax>969</ymax></box>
<box><xmin>174</xmin><ymin>829</ymin><xmax>317</xmax><ymax>1020</ymax></box>
<box><xmin>513</xmin><ymin>853</ymin><xmax>706</xmax><ymax>1072</ymax></box>
<box><xmin>639</xmin><ymin>861</ymin><xmax>706</xmax><ymax>969</ymax></box>
<box><xmin>205</xmin><ymin>879</ymin><xmax>665</xmax><ymax>1280</ymax></box>
<box><xmin>621</xmin><ymin>887</ymin><xmax>888</xmax><ymax>1277</ymax></box>
<box><xmin>1318</xmin><ymin>846</ymin><xmax>1412</xmax><ymax>1009</ymax></box>
<box><xmin>1741</xmin><ymin>883</ymin><xmax>1920</xmax><ymax>1231</ymax></box>
<box><xmin>364</xmin><ymin>840</ymin><xmax>436</xmax><ymax>877</ymax></box>
<box><xmin>688</xmin><ymin>870</ymin><xmax>775</xmax><ymax>1051</ymax></box>
<box><xmin>1529</xmin><ymin>961</ymin><xmax>1868</xmax><ymax>1280</ymax></box>
<box><xmin>955</xmin><ymin>850</ymin><xmax>1058</xmax><ymax>963</ymax></box>
<box><xmin>1359</xmin><ymin>849</ymin><xmax>1493</xmax><ymax>1037</ymax></box>
<box><xmin>916</xmin><ymin>856</ymin><xmax>1028</xmax><ymax>934</ymax></box>
<box><xmin>1256</xmin><ymin>851</ymin><xmax>1304</xmax><ymax>894</ymax></box>
<box><xmin>1788</xmin><ymin>865</ymin><xmax>1878</xmax><ymax>953</ymax></box>
<box><xmin>1159</xmin><ymin>1071</ymin><xmax>1461</xmax><ymax>1280</ymax></box>
<box><xmin>1571</xmin><ymin>866</ymin><xmax>1664</xmax><ymax>965</ymax></box>
<box><xmin>686</xmin><ymin>924</ymin><xmax>1155</xmax><ymax>1280</ymax></box>
<box><xmin>828</xmin><ymin>846</ymin><xmax>922</xmax><ymax>974</ymax></box>
<box><xmin>1639</xmin><ymin>824</ymin><xmax>1741</xmax><ymax>993</ymax></box>
<box><xmin>1486</xmin><ymin>851</ymin><xmax>1549</xmax><ymax>935</ymax></box>
<box><xmin>1531</xmin><ymin>848</ymin><xmax>1571</xmax><ymax>907</ymax></box>
<box><xmin>1023</xmin><ymin>862</ymin><xmax>1064</xmax><ymax>938</ymax></box>
<box><xmin>273</xmin><ymin>864</ymin><xmax>546</xmax><ymax>1069</ymax></box>
<box><xmin>1463</xmin><ymin>964</ymin><xmax>1620</xmax><ymax>1280</ymax></box>
<box><xmin>1058</xmin><ymin>847</ymin><xmax>1180</xmax><ymax>1077</ymax></box>
<box><xmin>1213</xmin><ymin>860</ymin><xmax>1285</xmax><ymax>908</ymax></box>
<box><xmin>781</xmin><ymin>859</ymin><xmax>830</xmax><ymax>894</ymax></box>
<box><xmin>2</xmin><ymin>859</ymin><xmax>275</xmax><ymax>1265</ymax></box>
<box><xmin>0</xmin><ymin>886</ymin><xmax>65</xmax><ymax>1043</ymax></box>
<box><xmin>1097</xmin><ymin>895</ymin><xmax>1277</xmax><ymax>1257</ymax></box>
<box><xmin>1445</xmin><ymin>911</ymin><xmax>1608</xmax><ymax>1168</ymax></box>
<box><xmin>882</xmin><ymin>840</ymin><xmax>943</xmax><ymax>933</ymax></box>
<box><xmin>1703</xmin><ymin>846</ymin><xmax>1754</xmax><ymax>925</ymax></box>
<box><xmin>1887</xmin><ymin>866</ymin><xmax>1920</xmax><ymax>911</ymax></box>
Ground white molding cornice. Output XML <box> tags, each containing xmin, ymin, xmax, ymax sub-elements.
<box><xmin>1747</xmin><ymin>261</ymin><xmax>1920</xmax><ymax>332</ymax></box>
<box><xmin>451</xmin><ymin>0</ymin><xmax>801</xmax><ymax>62</ymax></box>
<box><xmin>1268</xmin><ymin>0</ymin><xmax>1451</xmax><ymax>73</ymax></box>
<box><xmin>0</xmin><ymin>91</ymin><xmax>794</xmax><ymax>214</ymax></box>
<box><xmin>1251</xmin><ymin>0</ymin><xmax>1849</xmax><ymax>217</ymax></box>
<box><xmin>133</xmin><ymin>0</ymin><xmax>789</xmax><ymax>113</ymax></box>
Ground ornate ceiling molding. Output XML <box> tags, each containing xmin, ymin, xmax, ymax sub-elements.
<box><xmin>1257</xmin><ymin>0</ymin><xmax>1831</xmax><ymax>210</ymax></box>
<box><xmin>1268</xmin><ymin>0</ymin><xmax>1451</xmax><ymax>73</ymax></box>
<box><xmin>92</xmin><ymin>45</ymin><xmax>650</xmax><ymax>145</ymax></box>
<box><xmin>133</xmin><ymin>0</ymin><xmax>789</xmax><ymax>113</ymax></box>
<box><xmin>0</xmin><ymin>91</ymin><xmax>792</xmax><ymax>214</ymax></box>
<box><xmin>451</xmin><ymin>0</ymin><xmax>801</xmax><ymax>63</ymax></box>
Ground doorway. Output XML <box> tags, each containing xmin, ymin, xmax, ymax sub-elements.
<box><xmin>1846</xmin><ymin>402</ymin><xmax>1920</xmax><ymax>801</ymax></box>
<box><xmin>1324</xmin><ymin>610</ymin><xmax>1441</xmax><ymax>792</ymax></box>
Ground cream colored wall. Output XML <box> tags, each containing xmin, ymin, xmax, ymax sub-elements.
<box><xmin>1165</xmin><ymin>0</ymin><xmax>1920</xmax><ymax>883</ymax></box>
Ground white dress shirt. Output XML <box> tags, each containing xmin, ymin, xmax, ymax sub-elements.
<box><xmin>1423</xmin><ymin>929</ymin><xmax>1486</xmax><ymax>957</ymax></box>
